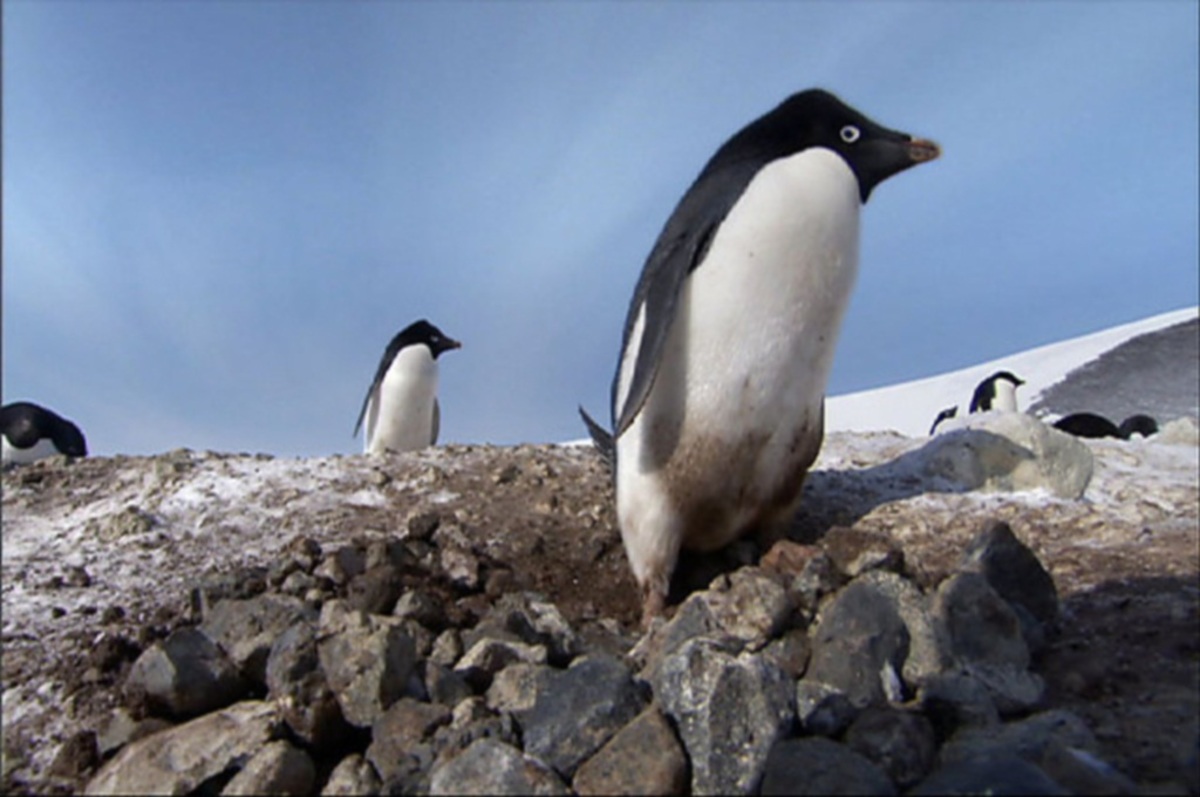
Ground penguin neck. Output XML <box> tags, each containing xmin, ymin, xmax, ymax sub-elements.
<box><xmin>993</xmin><ymin>380</ymin><xmax>1020</xmax><ymax>412</ymax></box>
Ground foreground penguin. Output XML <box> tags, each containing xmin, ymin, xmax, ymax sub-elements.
<box><xmin>582</xmin><ymin>89</ymin><xmax>939</xmax><ymax>624</ymax></box>
<box><xmin>969</xmin><ymin>371</ymin><xmax>1024</xmax><ymax>413</ymax></box>
<box><xmin>1</xmin><ymin>401</ymin><xmax>88</xmax><ymax>464</ymax></box>
<box><xmin>354</xmin><ymin>320</ymin><xmax>461</xmax><ymax>454</ymax></box>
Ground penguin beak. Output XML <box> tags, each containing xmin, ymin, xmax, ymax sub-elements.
<box><xmin>906</xmin><ymin>138</ymin><xmax>941</xmax><ymax>164</ymax></box>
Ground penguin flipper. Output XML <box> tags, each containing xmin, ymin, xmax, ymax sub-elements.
<box><xmin>431</xmin><ymin>399</ymin><xmax>440</xmax><ymax>446</ymax></box>
<box><xmin>578</xmin><ymin>405</ymin><xmax>614</xmax><ymax>467</ymax></box>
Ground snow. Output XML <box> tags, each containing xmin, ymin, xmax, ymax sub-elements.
<box><xmin>826</xmin><ymin>306</ymin><xmax>1198</xmax><ymax>437</ymax></box>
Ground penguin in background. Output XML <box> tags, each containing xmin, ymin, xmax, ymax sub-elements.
<box><xmin>1</xmin><ymin>401</ymin><xmax>88</xmax><ymax>465</ymax></box>
<box><xmin>580</xmin><ymin>88</ymin><xmax>939</xmax><ymax>625</ymax></box>
<box><xmin>929</xmin><ymin>406</ymin><xmax>958</xmax><ymax>435</ymax></box>
<box><xmin>354</xmin><ymin>320</ymin><xmax>461</xmax><ymax>455</ymax></box>
<box><xmin>1054</xmin><ymin>411</ymin><xmax>1159</xmax><ymax>440</ymax></box>
<box><xmin>969</xmin><ymin>371</ymin><xmax>1024</xmax><ymax>414</ymax></box>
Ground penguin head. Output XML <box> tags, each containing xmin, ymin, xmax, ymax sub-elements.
<box><xmin>721</xmin><ymin>89</ymin><xmax>940</xmax><ymax>203</ymax></box>
<box><xmin>989</xmin><ymin>371</ymin><xmax>1025</xmax><ymax>388</ymax></box>
<box><xmin>394</xmin><ymin>319</ymin><xmax>462</xmax><ymax>360</ymax></box>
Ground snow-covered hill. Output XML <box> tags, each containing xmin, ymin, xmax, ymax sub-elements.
<box><xmin>827</xmin><ymin>307</ymin><xmax>1199</xmax><ymax>437</ymax></box>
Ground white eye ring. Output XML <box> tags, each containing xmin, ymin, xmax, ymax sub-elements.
<box><xmin>840</xmin><ymin>125</ymin><xmax>861</xmax><ymax>143</ymax></box>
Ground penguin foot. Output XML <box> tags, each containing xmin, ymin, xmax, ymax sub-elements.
<box><xmin>641</xmin><ymin>585</ymin><xmax>666</xmax><ymax>630</ymax></box>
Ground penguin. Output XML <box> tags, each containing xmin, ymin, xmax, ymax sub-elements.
<box><xmin>581</xmin><ymin>89</ymin><xmax>939</xmax><ymax>625</ymax></box>
<box><xmin>1053</xmin><ymin>412</ymin><xmax>1120</xmax><ymax>439</ymax></box>
<box><xmin>929</xmin><ymin>406</ymin><xmax>958</xmax><ymax>435</ymax></box>
<box><xmin>353</xmin><ymin>320</ymin><xmax>461</xmax><ymax>455</ymax></box>
<box><xmin>969</xmin><ymin>371</ymin><xmax>1024</xmax><ymax>414</ymax></box>
<box><xmin>1</xmin><ymin>401</ymin><xmax>88</xmax><ymax>465</ymax></box>
<box><xmin>1117</xmin><ymin>414</ymin><xmax>1158</xmax><ymax>439</ymax></box>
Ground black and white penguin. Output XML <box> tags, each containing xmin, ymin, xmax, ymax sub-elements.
<box><xmin>929</xmin><ymin>406</ymin><xmax>958</xmax><ymax>435</ymax></box>
<box><xmin>1053</xmin><ymin>412</ymin><xmax>1120</xmax><ymax>439</ymax></box>
<box><xmin>1117</xmin><ymin>414</ymin><xmax>1158</xmax><ymax>439</ymax></box>
<box><xmin>1</xmin><ymin>401</ymin><xmax>88</xmax><ymax>464</ymax></box>
<box><xmin>353</xmin><ymin>320</ymin><xmax>461</xmax><ymax>455</ymax></box>
<box><xmin>969</xmin><ymin>371</ymin><xmax>1024</xmax><ymax>414</ymax></box>
<box><xmin>582</xmin><ymin>89</ymin><xmax>939</xmax><ymax>624</ymax></box>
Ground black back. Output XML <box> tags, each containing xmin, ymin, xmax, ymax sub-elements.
<box><xmin>1</xmin><ymin>401</ymin><xmax>88</xmax><ymax>456</ymax></box>
<box><xmin>1117</xmin><ymin>414</ymin><xmax>1158</xmax><ymax>439</ymax></box>
<box><xmin>1053</xmin><ymin>412</ymin><xmax>1120</xmax><ymax>439</ymax></box>
<box><xmin>353</xmin><ymin>320</ymin><xmax>460</xmax><ymax>437</ymax></box>
<box><xmin>969</xmin><ymin>371</ymin><xmax>1024</xmax><ymax>413</ymax></box>
<box><xmin>929</xmin><ymin>405</ymin><xmax>958</xmax><ymax>435</ymax></box>
<box><xmin>610</xmin><ymin>89</ymin><xmax>936</xmax><ymax>438</ymax></box>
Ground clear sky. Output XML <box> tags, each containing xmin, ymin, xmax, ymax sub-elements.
<box><xmin>3</xmin><ymin>1</ymin><xmax>1197</xmax><ymax>457</ymax></box>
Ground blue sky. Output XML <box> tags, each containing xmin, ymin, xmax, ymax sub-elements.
<box><xmin>3</xmin><ymin>1</ymin><xmax>1197</xmax><ymax>457</ymax></box>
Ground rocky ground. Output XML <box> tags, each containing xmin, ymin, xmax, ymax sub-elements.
<box><xmin>2</xmin><ymin>414</ymin><xmax>1198</xmax><ymax>795</ymax></box>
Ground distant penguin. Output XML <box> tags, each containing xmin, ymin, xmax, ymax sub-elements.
<box><xmin>581</xmin><ymin>89</ymin><xmax>939</xmax><ymax>624</ymax></box>
<box><xmin>929</xmin><ymin>406</ymin><xmax>958</xmax><ymax>435</ymax></box>
<box><xmin>1117</xmin><ymin>414</ymin><xmax>1158</xmax><ymax>439</ymax></box>
<box><xmin>969</xmin><ymin>371</ymin><xmax>1024</xmax><ymax>413</ymax></box>
<box><xmin>353</xmin><ymin>320</ymin><xmax>461</xmax><ymax>454</ymax></box>
<box><xmin>1</xmin><ymin>401</ymin><xmax>88</xmax><ymax>464</ymax></box>
<box><xmin>1053</xmin><ymin>412</ymin><xmax>1120</xmax><ymax>439</ymax></box>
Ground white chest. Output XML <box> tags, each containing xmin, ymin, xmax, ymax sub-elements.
<box><xmin>365</xmin><ymin>346</ymin><xmax>439</xmax><ymax>454</ymax></box>
<box><xmin>2</xmin><ymin>436</ymin><xmax>61</xmax><ymax>464</ymax></box>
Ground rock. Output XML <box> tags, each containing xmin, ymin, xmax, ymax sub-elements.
<box><xmin>345</xmin><ymin>563</ymin><xmax>405</xmax><ymax>615</ymax></box>
<box><xmin>466</xmin><ymin>593</ymin><xmax>583</xmax><ymax>666</ymax></box>
<box><xmin>1157</xmin><ymin>416</ymin><xmax>1200</xmax><ymax>446</ymax></box>
<box><xmin>201</xmin><ymin>593</ymin><xmax>315</xmax><ymax>685</ymax></box>
<box><xmin>520</xmin><ymin>654</ymin><xmax>647</xmax><ymax>778</ymax></box>
<box><xmin>921</xmin><ymin>412</ymin><xmax>1094</xmax><ymax>499</ymax></box>
<box><xmin>317</xmin><ymin>599</ymin><xmax>419</xmax><ymax>728</ymax></box>
<box><xmin>696</xmin><ymin>567</ymin><xmax>793</xmax><ymax>648</ymax></box>
<box><xmin>190</xmin><ymin>567</ymin><xmax>269</xmax><ymax>619</ymax></box>
<box><xmin>759</xmin><ymin>737</ymin><xmax>897</xmax><ymax>796</ymax></box>
<box><xmin>84</xmin><ymin>701</ymin><xmax>282</xmax><ymax>796</ymax></box>
<box><xmin>935</xmin><ymin>573</ymin><xmax>1029</xmax><ymax>669</ymax></box>
<box><xmin>805</xmin><ymin>571</ymin><xmax>944</xmax><ymax>708</ymax></box>
<box><xmin>46</xmin><ymin>730</ymin><xmax>99</xmax><ymax>782</ymax></box>
<box><xmin>265</xmin><ymin>619</ymin><xmax>349</xmax><ymax>746</ymax></box>
<box><xmin>429</xmin><ymin>739</ymin><xmax>568</xmax><ymax>796</ymax></box>
<box><xmin>95</xmin><ymin>708</ymin><xmax>173</xmax><ymax>757</ymax></box>
<box><xmin>939</xmin><ymin>709</ymin><xmax>1101</xmax><ymax>767</ymax></box>
<box><xmin>656</xmin><ymin>638</ymin><xmax>794</xmax><ymax>794</ymax></box>
<box><xmin>124</xmin><ymin>627</ymin><xmax>249</xmax><ymax>718</ymax></box>
<box><xmin>760</xmin><ymin>627</ymin><xmax>811</xmax><ymax>679</ymax></box>
<box><xmin>916</xmin><ymin>670</ymin><xmax>1000</xmax><ymax>734</ymax></box>
<box><xmin>821</xmin><ymin>526</ymin><xmax>904</xmax><ymax>578</ymax></box>
<box><xmin>365</xmin><ymin>698</ymin><xmax>452</xmax><ymax>789</ymax></box>
<box><xmin>844</xmin><ymin>706</ymin><xmax>937</xmax><ymax>789</ymax></box>
<box><xmin>1040</xmin><ymin>740</ymin><xmax>1138</xmax><ymax>795</ymax></box>
<box><xmin>571</xmin><ymin>707</ymin><xmax>687</xmax><ymax>796</ymax></box>
<box><xmin>795</xmin><ymin>681</ymin><xmax>859</xmax><ymax>737</ymax></box>
<box><xmin>959</xmin><ymin>519</ymin><xmax>1058</xmax><ymax>653</ymax></box>
<box><xmin>220</xmin><ymin>739</ymin><xmax>315</xmax><ymax>796</ymax></box>
<box><xmin>424</xmin><ymin>661</ymin><xmax>474</xmax><ymax>707</ymax></box>
<box><xmin>321</xmin><ymin>753</ymin><xmax>383</xmax><ymax>796</ymax></box>
<box><xmin>394</xmin><ymin>589</ymin><xmax>448</xmax><ymax>629</ymax></box>
<box><xmin>456</xmin><ymin>637</ymin><xmax>548</xmax><ymax>690</ymax></box>
<box><xmin>486</xmin><ymin>662</ymin><xmax>548</xmax><ymax>715</ymax></box>
<box><xmin>910</xmin><ymin>754</ymin><xmax>1068</xmax><ymax>795</ymax></box>
<box><xmin>315</xmin><ymin>544</ymin><xmax>367</xmax><ymax>587</ymax></box>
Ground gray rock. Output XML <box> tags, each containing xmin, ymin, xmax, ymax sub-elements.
<box><xmin>429</xmin><ymin>628</ymin><xmax>463</xmax><ymax>667</ymax></box>
<box><xmin>365</xmin><ymin>698</ymin><xmax>452</xmax><ymax>789</ymax></box>
<box><xmin>265</xmin><ymin>619</ymin><xmax>349</xmax><ymax>746</ymax></box>
<box><xmin>315</xmin><ymin>544</ymin><xmax>367</xmax><ymax>587</ymax></box>
<box><xmin>571</xmin><ymin>707</ymin><xmax>687</xmax><ymax>796</ymax></box>
<box><xmin>317</xmin><ymin>599</ymin><xmax>418</xmax><ymax>728</ymax></box>
<box><xmin>345</xmin><ymin>563</ymin><xmax>404</xmax><ymax>615</ymax></box>
<box><xmin>844</xmin><ymin>705</ymin><xmax>937</xmax><ymax>789</ymax></box>
<box><xmin>486</xmin><ymin>662</ymin><xmax>548</xmax><ymax>715</ymax></box>
<box><xmin>760</xmin><ymin>627</ymin><xmax>811</xmax><ymax>679</ymax></box>
<box><xmin>916</xmin><ymin>670</ymin><xmax>1000</xmax><ymax>734</ymax></box>
<box><xmin>795</xmin><ymin>681</ymin><xmax>859</xmax><ymax>737</ymax></box>
<box><xmin>821</xmin><ymin>526</ymin><xmax>904</xmax><ymax>578</ymax></box>
<box><xmin>84</xmin><ymin>700</ymin><xmax>281</xmax><ymax>796</ymax></box>
<box><xmin>935</xmin><ymin>572</ymin><xmax>1029</xmax><ymax>670</ymax></box>
<box><xmin>759</xmin><ymin>737</ymin><xmax>897</xmax><ymax>796</ymax></box>
<box><xmin>911</xmin><ymin>754</ymin><xmax>1068</xmax><ymax>795</ymax></box>
<box><xmin>394</xmin><ymin>589</ymin><xmax>448</xmax><ymax>629</ymax></box>
<box><xmin>201</xmin><ymin>593</ymin><xmax>315</xmax><ymax>685</ymax></box>
<box><xmin>320</xmin><ymin>753</ymin><xmax>382</xmax><ymax>796</ymax></box>
<box><xmin>921</xmin><ymin>412</ymin><xmax>1094</xmax><ymax>499</ymax></box>
<box><xmin>656</xmin><ymin>639</ymin><xmax>794</xmax><ymax>794</ymax></box>
<box><xmin>520</xmin><ymin>654</ymin><xmax>648</xmax><ymax>778</ymax></box>
<box><xmin>124</xmin><ymin>626</ymin><xmax>249</xmax><ymax>718</ymax></box>
<box><xmin>1040</xmin><ymin>740</ymin><xmax>1138</xmax><ymax>795</ymax></box>
<box><xmin>940</xmin><ymin>709</ymin><xmax>1101</xmax><ymax>767</ymax></box>
<box><xmin>959</xmin><ymin>519</ymin><xmax>1058</xmax><ymax>653</ymax></box>
<box><xmin>696</xmin><ymin>567</ymin><xmax>793</xmax><ymax>648</ymax></box>
<box><xmin>809</xmin><ymin>570</ymin><xmax>949</xmax><ymax>708</ymax></box>
<box><xmin>760</xmin><ymin>540</ymin><xmax>842</xmax><ymax>621</ymax></box>
<box><xmin>466</xmin><ymin>592</ymin><xmax>582</xmax><ymax>666</ymax></box>
<box><xmin>189</xmin><ymin>566</ymin><xmax>269</xmax><ymax>620</ymax></box>
<box><xmin>95</xmin><ymin>708</ymin><xmax>173</xmax><ymax>757</ymax></box>
<box><xmin>429</xmin><ymin>739</ymin><xmax>568</xmax><ymax>796</ymax></box>
<box><xmin>456</xmin><ymin>637</ymin><xmax>548</xmax><ymax>690</ymax></box>
<box><xmin>220</xmin><ymin>739</ymin><xmax>315</xmax><ymax>796</ymax></box>
<box><xmin>424</xmin><ymin>661</ymin><xmax>474</xmax><ymax>707</ymax></box>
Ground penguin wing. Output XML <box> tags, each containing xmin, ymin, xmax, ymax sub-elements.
<box><xmin>354</xmin><ymin>343</ymin><xmax>403</xmax><ymax>437</ymax></box>
<box><xmin>612</xmin><ymin>159</ymin><xmax>764</xmax><ymax>437</ymax></box>
<box><xmin>431</xmin><ymin>399</ymin><xmax>440</xmax><ymax>446</ymax></box>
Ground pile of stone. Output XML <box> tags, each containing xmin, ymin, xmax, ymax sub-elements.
<box><xmin>77</xmin><ymin>515</ymin><xmax>1138</xmax><ymax>795</ymax></box>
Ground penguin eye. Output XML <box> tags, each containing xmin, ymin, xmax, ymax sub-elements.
<box><xmin>839</xmin><ymin>125</ymin><xmax>861</xmax><ymax>144</ymax></box>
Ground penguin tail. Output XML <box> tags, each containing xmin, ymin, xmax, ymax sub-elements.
<box><xmin>577</xmin><ymin>406</ymin><xmax>614</xmax><ymax>468</ymax></box>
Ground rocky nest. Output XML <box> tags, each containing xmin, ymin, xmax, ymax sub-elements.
<box><xmin>2</xmin><ymin>415</ymin><xmax>1198</xmax><ymax>794</ymax></box>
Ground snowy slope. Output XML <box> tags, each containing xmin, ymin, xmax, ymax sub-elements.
<box><xmin>826</xmin><ymin>307</ymin><xmax>1199</xmax><ymax>437</ymax></box>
